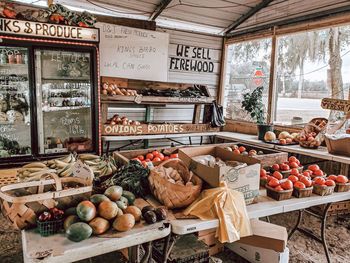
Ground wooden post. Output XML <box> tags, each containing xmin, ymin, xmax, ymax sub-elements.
<box><xmin>267</xmin><ymin>28</ymin><xmax>277</xmax><ymax>124</ymax></box>
<box><xmin>217</xmin><ymin>37</ymin><xmax>227</xmax><ymax>105</ymax></box>
<box><xmin>192</xmin><ymin>105</ymin><xmax>202</xmax><ymax>124</ymax></box>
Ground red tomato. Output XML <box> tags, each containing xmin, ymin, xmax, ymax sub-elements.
<box><xmin>303</xmin><ymin>171</ymin><xmax>311</xmax><ymax>178</ymax></box>
<box><xmin>268</xmin><ymin>178</ymin><xmax>280</xmax><ymax>187</ymax></box>
<box><xmin>273</xmin><ymin>171</ymin><xmax>283</xmax><ymax>180</ymax></box>
<box><xmin>314</xmin><ymin>177</ymin><xmax>326</xmax><ymax>185</ymax></box>
<box><xmin>325</xmin><ymin>180</ymin><xmax>336</xmax><ymax>186</ymax></box>
<box><xmin>267</xmin><ymin>175</ymin><xmax>274</xmax><ymax>181</ymax></box>
<box><xmin>300</xmin><ymin>135</ymin><xmax>306</xmax><ymax>141</ymax></box>
<box><xmin>289</xmin><ymin>156</ymin><xmax>298</xmax><ymax>163</ymax></box>
<box><xmin>141</xmin><ymin>161</ymin><xmax>147</xmax><ymax>167</ymax></box>
<box><xmin>275</xmin><ymin>185</ymin><xmax>284</xmax><ymax>191</ymax></box>
<box><xmin>300</xmin><ymin>177</ymin><xmax>312</xmax><ymax>187</ymax></box>
<box><xmin>145</xmin><ymin>158</ymin><xmax>151</xmax><ymax>162</ymax></box>
<box><xmin>233</xmin><ymin>149</ymin><xmax>241</xmax><ymax>154</ymax></box>
<box><xmin>313</xmin><ymin>169</ymin><xmax>324</xmax><ymax>177</ymax></box>
<box><xmin>152</xmin><ymin>157</ymin><xmax>161</xmax><ymax>163</ymax></box>
<box><xmin>170</xmin><ymin>153</ymin><xmax>179</xmax><ymax>159</ymax></box>
<box><xmin>288</xmin><ymin>175</ymin><xmax>299</xmax><ymax>184</ymax></box>
<box><xmin>305</xmin><ymin>169</ymin><xmax>313</xmax><ymax>175</ymax></box>
<box><xmin>163</xmin><ymin>156</ymin><xmax>170</xmax><ymax>161</ymax></box>
<box><xmin>152</xmin><ymin>151</ymin><xmax>159</xmax><ymax>156</ymax></box>
<box><xmin>146</xmin><ymin>153</ymin><xmax>154</xmax><ymax>160</ymax></box>
<box><xmin>272</xmin><ymin>164</ymin><xmax>280</xmax><ymax>171</ymax></box>
<box><xmin>336</xmin><ymin>175</ymin><xmax>348</xmax><ymax>184</ymax></box>
<box><xmin>137</xmin><ymin>155</ymin><xmax>144</xmax><ymax>161</ymax></box>
<box><xmin>294</xmin><ymin>181</ymin><xmax>306</xmax><ymax>189</ymax></box>
<box><xmin>289</xmin><ymin>162</ymin><xmax>299</xmax><ymax>168</ymax></box>
<box><xmin>260</xmin><ymin>169</ymin><xmax>267</xmax><ymax>178</ymax></box>
<box><xmin>281</xmin><ymin>180</ymin><xmax>293</xmax><ymax>190</ymax></box>
<box><xmin>295</xmin><ymin>159</ymin><xmax>301</xmax><ymax>166</ymax></box>
<box><xmin>286</xmin><ymin>138</ymin><xmax>293</xmax><ymax>144</ymax></box>
<box><xmin>261</xmin><ymin>175</ymin><xmax>268</xmax><ymax>180</ymax></box>
<box><xmin>290</xmin><ymin>168</ymin><xmax>299</xmax><ymax>176</ymax></box>
<box><xmin>279</xmin><ymin>163</ymin><xmax>285</xmax><ymax>170</ymax></box>
<box><xmin>238</xmin><ymin>146</ymin><xmax>246</xmax><ymax>153</ymax></box>
<box><xmin>156</xmin><ymin>153</ymin><xmax>165</xmax><ymax>161</ymax></box>
<box><xmin>307</xmin><ymin>136</ymin><xmax>314</xmax><ymax>141</ymax></box>
<box><xmin>279</xmin><ymin>139</ymin><xmax>286</xmax><ymax>145</ymax></box>
<box><xmin>308</xmin><ymin>164</ymin><xmax>320</xmax><ymax>172</ymax></box>
<box><xmin>328</xmin><ymin>175</ymin><xmax>337</xmax><ymax>181</ymax></box>
<box><xmin>281</xmin><ymin>164</ymin><xmax>290</xmax><ymax>171</ymax></box>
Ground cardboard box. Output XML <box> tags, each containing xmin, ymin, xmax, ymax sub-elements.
<box><xmin>238</xmin><ymin>219</ymin><xmax>288</xmax><ymax>252</ymax></box>
<box><xmin>226</xmin><ymin>242</ymin><xmax>289</xmax><ymax>263</ymax></box>
<box><xmin>220</xmin><ymin>143</ymin><xmax>288</xmax><ymax>168</ymax></box>
<box><xmin>179</xmin><ymin>146</ymin><xmax>261</xmax><ymax>204</ymax></box>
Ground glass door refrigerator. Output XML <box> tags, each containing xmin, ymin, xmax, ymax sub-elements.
<box><xmin>0</xmin><ymin>24</ymin><xmax>99</xmax><ymax>166</ymax></box>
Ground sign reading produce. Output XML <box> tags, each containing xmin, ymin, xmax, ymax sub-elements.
<box><xmin>0</xmin><ymin>18</ymin><xmax>99</xmax><ymax>42</ymax></box>
<box><xmin>103</xmin><ymin>123</ymin><xmax>218</xmax><ymax>136</ymax></box>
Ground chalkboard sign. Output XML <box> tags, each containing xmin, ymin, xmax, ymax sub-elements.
<box><xmin>96</xmin><ymin>23</ymin><xmax>169</xmax><ymax>82</ymax></box>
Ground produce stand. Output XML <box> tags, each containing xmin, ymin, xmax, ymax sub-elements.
<box><xmin>22</xmin><ymin>221</ymin><xmax>170</xmax><ymax>263</ymax></box>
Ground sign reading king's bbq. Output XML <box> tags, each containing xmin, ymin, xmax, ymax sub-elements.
<box><xmin>0</xmin><ymin>18</ymin><xmax>99</xmax><ymax>42</ymax></box>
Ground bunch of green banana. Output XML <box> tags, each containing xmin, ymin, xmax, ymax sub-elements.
<box><xmin>46</xmin><ymin>153</ymin><xmax>77</xmax><ymax>170</ymax></box>
<box><xmin>17</xmin><ymin>162</ymin><xmax>56</xmax><ymax>182</ymax></box>
<box><xmin>86</xmin><ymin>156</ymin><xmax>118</xmax><ymax>177</ymax></box>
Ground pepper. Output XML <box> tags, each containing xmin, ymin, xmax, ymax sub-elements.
<box><xmin>38</xmin><ymin>211</ymin><xmax>52</xmax><ymax>222</ymax></box>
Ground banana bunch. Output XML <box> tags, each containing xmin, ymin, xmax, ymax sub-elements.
<box><xmin>46</xmin><ymin>153</ymin><xmax>77</xmax><ymax>170</ymax></box>
<box><xmin>83</xmin><ymin>155</ymin><xmax>118</xmax><ymax>178</ymax></box>
<box><xmin>17</xmin><ymin>162</ymin><xmax>56</xmax><ymax>182</ymax></box>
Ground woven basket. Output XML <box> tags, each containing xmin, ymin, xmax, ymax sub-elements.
<box><xmin>148</xmin><ymin>158</ymin><xmax>202</xmax><ymax>209</ymax></box>
<box><xmin>0</xmin><ymin>173</ymin><xmax>92</xmax><ymax>230</ymax></box>
<box><xmin>299</xmin><ymin>118</ymin><xmax>328</xmax><ymax>149</ymax></box>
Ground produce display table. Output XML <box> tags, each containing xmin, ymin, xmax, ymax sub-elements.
<box><xmin>22</xmin><ymin>221</ymin><xmax>171</xmax><ymax>263</ymax></box>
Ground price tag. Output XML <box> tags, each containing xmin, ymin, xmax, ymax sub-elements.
<box><xmin>71</xmin><ymin>160</ymin><xmax>91</xmax><ymax>180</ymax></box>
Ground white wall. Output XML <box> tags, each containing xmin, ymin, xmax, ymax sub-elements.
<box><xmin>106</xmin><ymin>28</ymin><xmax>223</xmax><ymax>152</ymax></box>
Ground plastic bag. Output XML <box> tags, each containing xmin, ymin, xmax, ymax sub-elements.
<box><xmin>184</xmin><ymin>182</ymin><xmax>252</xmax><ymax>243</ymax></box>
<box><xmin>211</xmin><ymin>100</ymin><xmax>226</xmax><ymax>127</ymax></box>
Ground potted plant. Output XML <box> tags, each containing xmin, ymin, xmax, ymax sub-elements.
<box><xmin>241</xmin><ymin>86</ymin><xmax>274</xmax><ymax>140</ymax></box>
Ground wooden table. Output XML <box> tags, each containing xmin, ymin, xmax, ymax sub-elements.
<box><xmin>22</xmin><ymin>221</ymin><xmax>170</xmax><ymax>263</ymax></box>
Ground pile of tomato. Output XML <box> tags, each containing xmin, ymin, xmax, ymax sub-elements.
<box><xmin>132</xmin><ymin>151</ymin><xmax>179</xmax><ymax>167</ymax></box>
<box><xmin>270</xmin><ymin>156</ymin><xmax>302</xmax><ymax>172</ymax></box>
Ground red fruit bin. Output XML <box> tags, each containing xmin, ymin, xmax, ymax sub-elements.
<box><xmin>293</xmin><ymin>187</ymin><xmax>313</xmax><ymax>198</ymax></box>
<box><xmin>313</xmin><ymin>184</ymin><xmax>335</xmax><ymax>196</ymax></box>
<box><xmin>265</xmin><ymin>185</ymin><xmax>293</xmax><ymax>201</ymax></box>
<box><xmin>335</xmin><ymin>182</ymin><xmax>350</xmax><ymax>192</ymax></box>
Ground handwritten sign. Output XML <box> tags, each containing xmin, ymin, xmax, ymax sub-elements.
<box><xmin>97</xmin><ymin>23</ymin><xmax>169</xmax><ymax>81</ymax></box>
<box><xmin>0</xmin><ymin>18</ymin><xmax>98</xmax><ymax>42</ymax></box>
<box><xmin>321</xmin><ymin>98</ymin><xmax>350</xmax><ymax>112</ymax></box>
<box><xmin>103</xmin><ymin>123</ymin><xmax>218</xmax><ymax>136</ymax></box>
<box><xmin>169</xmin><ymin>44</ymin><xmax>215</xmax><ymax>73</ymax></box>
<box><xmin>71</xmin><ymin>160</ymin><xmax>91</xmax><ymax>180</ymax></box>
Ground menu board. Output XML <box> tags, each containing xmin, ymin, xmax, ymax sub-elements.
<box><xmin>97</xmin><ymin>23</ymin><xmax>169</xmax><ymax>82</ymax></box>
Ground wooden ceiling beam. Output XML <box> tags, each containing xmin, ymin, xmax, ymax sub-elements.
<box><xmin>149</xmin><ymin>0</ymin><xmax>173</xmax><ymax>21</ymax></box>
<box><xmin>223</xmin><ymin>0</ymin><xmax>275</xmax><ymax>35</ymax></box>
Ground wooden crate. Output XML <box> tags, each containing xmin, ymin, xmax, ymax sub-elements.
<box><xmin>0</xmin><ymin>169</ymin><xmax>18</xmax><ymax>186</ymax></box>
<box><xmin>310</xmin><ymin>201</ymin><xmax>350</xmax><ymax>216</ymax></box>
<box><xmin>219</xmin><ymin>143</ymin><xmax>288</xmax><ymax>168</ymax></box>
<box><xmin>197</xmin><ymin>228</ymin><xmax>224</xmax><ymax>256</ymax></box>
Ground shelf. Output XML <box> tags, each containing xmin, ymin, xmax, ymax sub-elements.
<box><xmin>42</xmin><ymin>77</ymin><xmax>91</xmax><ymax>81</ymax></box>
<box><xmin>42</xmin><ymin>105</ymin><xmax>90</xmax><ymax>112</ymax></box>
<box><xmin>100</xmin><ymin>94</ymin><xmax>213</xmax><ymax>105</ymax></box>
<box><xmin>0</xmin><ymin>63</ymin><xmax>28</xmax><ymax>68</ymax></box>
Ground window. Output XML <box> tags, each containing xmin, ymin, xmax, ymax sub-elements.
<box><xmin>224</xmin><ymin>23</ymin><xmax>350</xmax><ymax>126</ymax></box>
<box><xmin>274</xmin><ymin>27</ymin><xmax>348</xmax><ymax>125</ymax></box>
<box><xmin>224</xmin><ymin>38</ymin><xmax>271</xmax><ymax>122</ymax></box>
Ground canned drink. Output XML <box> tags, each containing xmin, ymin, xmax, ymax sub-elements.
<box><xmin>16</xmin><ymin>53</ymin><xmax>22</xmax><ymax>64</ymax></box>
<box><xmin>8</xmin><ymin>54</ymin><xmax>15</xmax><ymax>64</ymax></box>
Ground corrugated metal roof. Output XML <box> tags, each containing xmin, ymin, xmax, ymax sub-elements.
<box><xmin>53</xmin><ymin>0</ymin><xmax>350</xmax><ymax>35</ymax></box>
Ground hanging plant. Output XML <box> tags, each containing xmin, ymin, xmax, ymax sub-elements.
<box><xmin>241</xmin><ymin>86</ymin><xmax>267</xmax><ymax>125</ymax></box>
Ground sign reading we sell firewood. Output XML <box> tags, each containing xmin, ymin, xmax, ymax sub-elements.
<box><xmin>321</xmin><ymin>98</ymin><xmax>350</xmax><ymax>112</ymax></box>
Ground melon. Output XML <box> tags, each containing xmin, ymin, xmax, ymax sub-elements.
<box><xmin>98</xmin><ymin>200</ymin><xmax>119</xmax><ymax>220</ymax></box>
<box><xmin>116</xmin><ymin>207</ymin><xmax>123</xmax><ymax>218</ymax></box>
<box><xmin>264</xmin><ymin>131</ymin><xmax>276</xmax><ymax>141</ymax></box>
<box><xmin>90</xmin><ymin>194</ymin><xmax>110</xmax><ymax>206</ymax></box>
<box><xmin>89</xmin><ymin>217</ymin><xmax>110</xmax><ymax>235</ymax></box>
<box><xmin>124</xmin><ymin>206</ymin><xmax>141</xmax><ymax>222</ymax></box>
<box><xmin>64</xmin><ymin>215</ymin><xmax>80</xmax><ymax>231</ymax></box>
<box><xmin>76</xmin><ymin>201</ymin><xmax>96</xmax><ymax>222</ymax></box>
<box><xmin>66</xmin><ymin>222</ymin><xmax>92</xmax><ymax>242</ymax></box>
<box><xmin>104</xmin><ymin>186</ymin><xmax>123</xmax><ymax>201</ymax></box>
<box><xmin>113</xmin><ymin>214</ymin><xmax>135</xmax><ymax>232</ymax></box>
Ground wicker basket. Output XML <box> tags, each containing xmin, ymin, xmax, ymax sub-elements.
<box><xmin>299</xmin><ymin>118</ymin><xmax>328</xmax><ymax>149</ymax></box>
<box><xmin>325</xmin><ymin>118</ymin><xmax>350</xmax><ymax>157</ymax></box>
<box><xmin>148</xmin><ymin>158</ymin><xmax>202</xmax><ymax>209</ymax></box>
<box><xmin>0</xmin><ymin>173</ymin><xmax>92</xmax><ymax>230</ymax></box>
